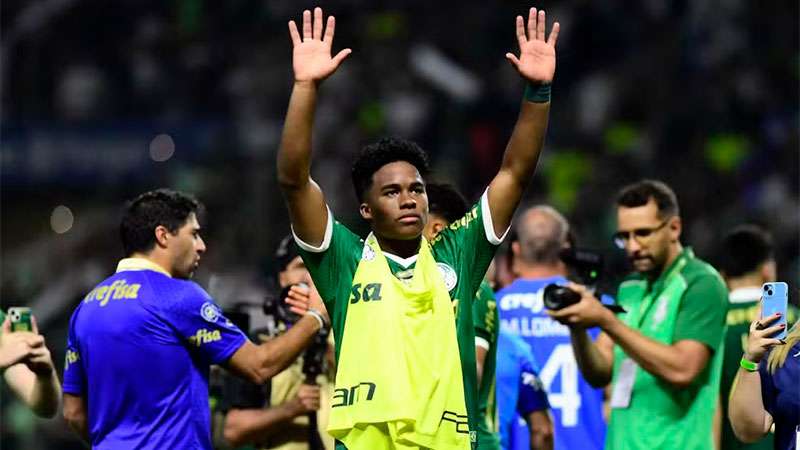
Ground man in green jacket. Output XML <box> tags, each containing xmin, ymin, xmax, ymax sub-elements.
<box><xmin>548</xmin><ymin>179</ymin><xmax>728</xmax><ymax>450</ymax></box>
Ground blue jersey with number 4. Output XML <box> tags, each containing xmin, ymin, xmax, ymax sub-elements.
<box><xmin>497</xmin><ymin>276</ymin><xmax>606</xmax><ymax>450</ymax></box>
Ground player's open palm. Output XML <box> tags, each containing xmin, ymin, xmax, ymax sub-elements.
<box><xmin>289</xmin><ymin>7</ymin><xmax>352</xmax><ymax>84</ymax></box>
<box><xmin>506</xmin><ymin>7</ymin><xmax>559</xmax><ymax>85</ymax></box>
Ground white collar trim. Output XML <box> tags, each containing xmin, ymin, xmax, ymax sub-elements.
<box><xmin>116</xmin><ymin>258</ymin><xmax>171</xmax><ymax>277</ymax></box>
<box><xmin>383</xmin><ymin>252</ymin><xmax>418</xmax><ymax>268</ymax></box>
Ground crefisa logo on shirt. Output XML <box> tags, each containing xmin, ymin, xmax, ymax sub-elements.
<box><xmin>189</xmin><ymin>328</ymin><xmax>222</xmax><ymax>347</ymax></box>
<box><xmin>200</xmin><ymin>302</ymin><xmax>220</xmax><ymax>323</ymax></box>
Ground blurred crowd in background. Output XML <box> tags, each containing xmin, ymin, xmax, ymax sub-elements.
<box><xmin>1</xmin><ymin>0</ymin><xmax>797</xmax><ymax>448</ymax></box>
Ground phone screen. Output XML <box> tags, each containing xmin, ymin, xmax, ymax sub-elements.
<box><xmin>761</xmin><ymin>282</ymin><xmax>788</xmax><ymax>340</ymax></box>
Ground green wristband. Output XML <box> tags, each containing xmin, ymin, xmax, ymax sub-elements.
<box><xmin>524</xmin><ymin>82</ymin><xmax>552</xmax><ymax>103</ymax></box>
<box><xmin>739</xmin><ymin>357</ymin><xmax>758</xmax><ymax>372</ymax></box>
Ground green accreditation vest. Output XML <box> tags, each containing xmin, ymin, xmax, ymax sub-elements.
<box><xmin>607</xmin><ymin>248</ymin><xmax>727</xmax><ymax>450</ymax></box>
<box><xmin>327</xmin><ymin>234</ymin><xmax>470</xmax><ymax>450</ymax></box>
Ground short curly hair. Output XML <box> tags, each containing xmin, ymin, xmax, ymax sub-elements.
<box><xmin>351</xmin><ymin>137</ymin><xmax>430</xmax><ymax>202</ymax></box>
<box><xmin>120</xmin><ymin>189</ymin><xmax>204</xmax><ymax>256</ymax></box>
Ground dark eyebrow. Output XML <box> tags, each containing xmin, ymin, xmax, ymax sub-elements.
<box><xmin>380</xmin><ymin>183</ymin><xmax>401</xmax><ymax>192</ymax></box>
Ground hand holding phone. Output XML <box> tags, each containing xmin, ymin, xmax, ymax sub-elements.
<box><xmin>761</xmin><ymin>282</ymin><xmax>788</xmax><ymax>340</ymax></box>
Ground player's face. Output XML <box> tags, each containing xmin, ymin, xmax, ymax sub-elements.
<box><xmin>361</xmin><ymin>161</ymin><xmax>429</xmax><ymax>241</ymax></box>
<box><xmin>169</xmin><ymin>213</ymin><xmax>206</xmax><ymax>279</ymax></box>
<box><xmin>616</xmin><ymin>200</ymin><xmax>676</xmax><ymax>275</ymax></box>
<box><xmin>278</xmin><ymin>256</ymin><xmax>313</xmax><ymax>289</ymax></box>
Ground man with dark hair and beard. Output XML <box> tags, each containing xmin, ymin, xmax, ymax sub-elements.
<box><xmin>548</xmin><ymin>179</ymin><xmax>728</xmax><ymax>450</ymax></box>
<box><xmin>63</xmin><ymin>189</ymin><xmax>329</xmax><ymax>450</ymax></box>
<box><xmin>277</xmin><ymin>6</ymin><xmax>559</xmax><ymax>449</ymax></box>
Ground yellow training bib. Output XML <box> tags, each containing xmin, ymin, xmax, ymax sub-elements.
<box><xmin>327</xmin><ymin>234</ymin><xmax>470</xmax><ymax>450</ymax></box>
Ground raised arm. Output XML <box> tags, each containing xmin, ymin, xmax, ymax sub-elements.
<box><xmin>487</xmin><ymin>7</ymin><xmax>559</xmax><ymax>236</ymax></box>
<box><xmin>278</xmin><ymin>7</ymin><xmax>351</xmax><ymax>246</ymax></box>
<box><xmin>1</xmin><ymin>317</ymin><xmax>61</xmax><ymax>418</ymax></box>
<box><xmin>489</xmin><ymin>8</ymin><xmax>560</xmax><ymax>236</ymax></box>
<box><xmin>228</xmin><ymin>285</ymin><xmax>328</xmax><ymax>384</ymax></box>
<box><xmin>728</xmin><ymin>312</ymin><xmax>782</xmax><ymax>442</ymax></box>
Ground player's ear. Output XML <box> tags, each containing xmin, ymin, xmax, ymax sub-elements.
<box><xmin>511</xmin><ymin>241</ymin><xmax>521</xmax><ymax>257</ymax></box>
<box><xmin>154</xmin><ymin>225</ymin><xmax>171</xmax><ymax>248</ymax></box>
<box><xmin>668</xmin><ymin>216</ymin><xmax>682</xmax><ymax>242</ymax></box>
<box><xmin>359</xmin><ymin>203</ymin><xmax>372</xmax><ymax>221</ymax></box>
<box><xmin>432</xmin><ymin>222</ymin><xmax>445</xmax><ymax>236</ymax></box>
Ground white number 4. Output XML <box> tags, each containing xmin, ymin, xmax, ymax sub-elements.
<box><xmin>538</xmin><ymin>344</ymin><xmax>581</xmax><ymax>427</ymax></box>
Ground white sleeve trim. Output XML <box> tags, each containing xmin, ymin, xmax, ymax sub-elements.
<box><xmin>475</xmin><ymin>336</ymin><xmax>491</xmax><ymax>351</ymax></box>
<box><xmin>291</xmin><ymin>207</ymin><xmax>334</xmax><ymax>253</ymax></box>
<box><xmin>481</xmin><ymin>189</ymin><xmax>510</xmax><ymax>245</ymax></box>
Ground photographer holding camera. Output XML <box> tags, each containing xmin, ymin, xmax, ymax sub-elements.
<box><xmin>496</xmin><ymin>205</ymin><xmax>606</xmax><ymax>450</ymax></box>
<box><xmin>547</xmin><ymin>180</ymin><xmax>728</xmax><ymax>450</ymax></box>
<box><xmin>222</xmin><ymin>236</ymin><xmax>334</xmax><ymax>450</ymax></box>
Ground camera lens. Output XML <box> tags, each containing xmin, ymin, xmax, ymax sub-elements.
<box><xmin>543</xmin><ymin>284</ymin><xmax>581</xmax><ymax>310</ymax></box>
<box><xmin>767</xmin><ymin>289</ymin><xmax>773</xmax><ymax>296</ymax></box>
<box><xmin>764</xmin><ymin>285</ymin><xmax>769</xmax><ymax>291</ymax></box>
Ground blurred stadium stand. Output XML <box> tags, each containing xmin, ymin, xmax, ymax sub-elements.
<box><xmin>1</xmin><ymin>1</ymin><xmax>797</xmax><ymax>448</ymax></box>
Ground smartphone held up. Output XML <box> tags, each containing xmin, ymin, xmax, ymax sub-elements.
<box><xmin>8</xmin><ymin>307</ymin><xmax>33</xmax><ymax>333</ymax></box>
<box><xmin>761</xmin><ymin>282</ymin><xmax>788</xmax><ymax>340</ymax></box>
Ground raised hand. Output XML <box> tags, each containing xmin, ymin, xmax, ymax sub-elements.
<box><xmin>0</xmin><ymin>317</ymin><xmax>41</xmax><ymax>370</ymax></box>
<box><xmin>24</xmin><ymin>318</ymin><xmax>55</xmax><ymax>375</ymax></box>
<box><xmin>744</xmin><ymin>306</ymin><xmax>785</xmax><ymax>363</ymax></box>
<box><xmin>285</xmin><ymin>283</ymin><xmax>330</xmax><ymax>325</ymax></box>
<box><xmin>288</xmin><ymin>7</ymin><xmax>352</xmax><ymax>84</ymax></box>
<box><xmin>505</xmin><ymin>7</ymin><xmax>560</xmax><ymax>84</ymax></box>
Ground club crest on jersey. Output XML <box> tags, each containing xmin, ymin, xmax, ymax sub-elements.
<box><xmin>437</xmin><ymin>263</ymin><xmax>458</xmax><ymax>291</ymax></box>
<box><xmin>361</xmin><ymin>244</ymin><xmax>376</xmax><ymax>261</ymax></box>
<box><xmin>201</xmin><ymin>302</ymin><xmax>221</xmax><ymax>323</ymax></box>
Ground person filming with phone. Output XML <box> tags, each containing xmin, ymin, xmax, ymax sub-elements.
<box><xmin>0</xmin><ymin>308</ymin><xmax>61</xmax><ymax>418</ymax></box>
<box><xmin>728</xmin><ymin>283</ymin><xmax>799</xmax><ymax>450</ymax></box>
<box><xmin>547</xmin><ymin>179</ymin><xmax>728</xmax><ymax>450</ymax></box>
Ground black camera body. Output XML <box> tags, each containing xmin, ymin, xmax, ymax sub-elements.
<box><xmin>263</xmin><ymin>284</ymin><xmax>303</xmax><ymax>325</ymax></box>
<box><xmin>543</xmin><ymin>284</ymin><xmax>582</xmax><ymax>310</ymax></box>
<box><xmin>543</xmin><ymin>248</ymin><xmax>624</xmax><ymax>313</ymax></box>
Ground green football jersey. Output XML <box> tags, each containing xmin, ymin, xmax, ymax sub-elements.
<box><xmin>473</xmin><ymin>281</ymin><xmax>500</xmax><ymax>450</ymax></box>
<box><xmin>297</xmin><ymin>195</ymin><xmax>503</xmax><ymax>449</ymax></box>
